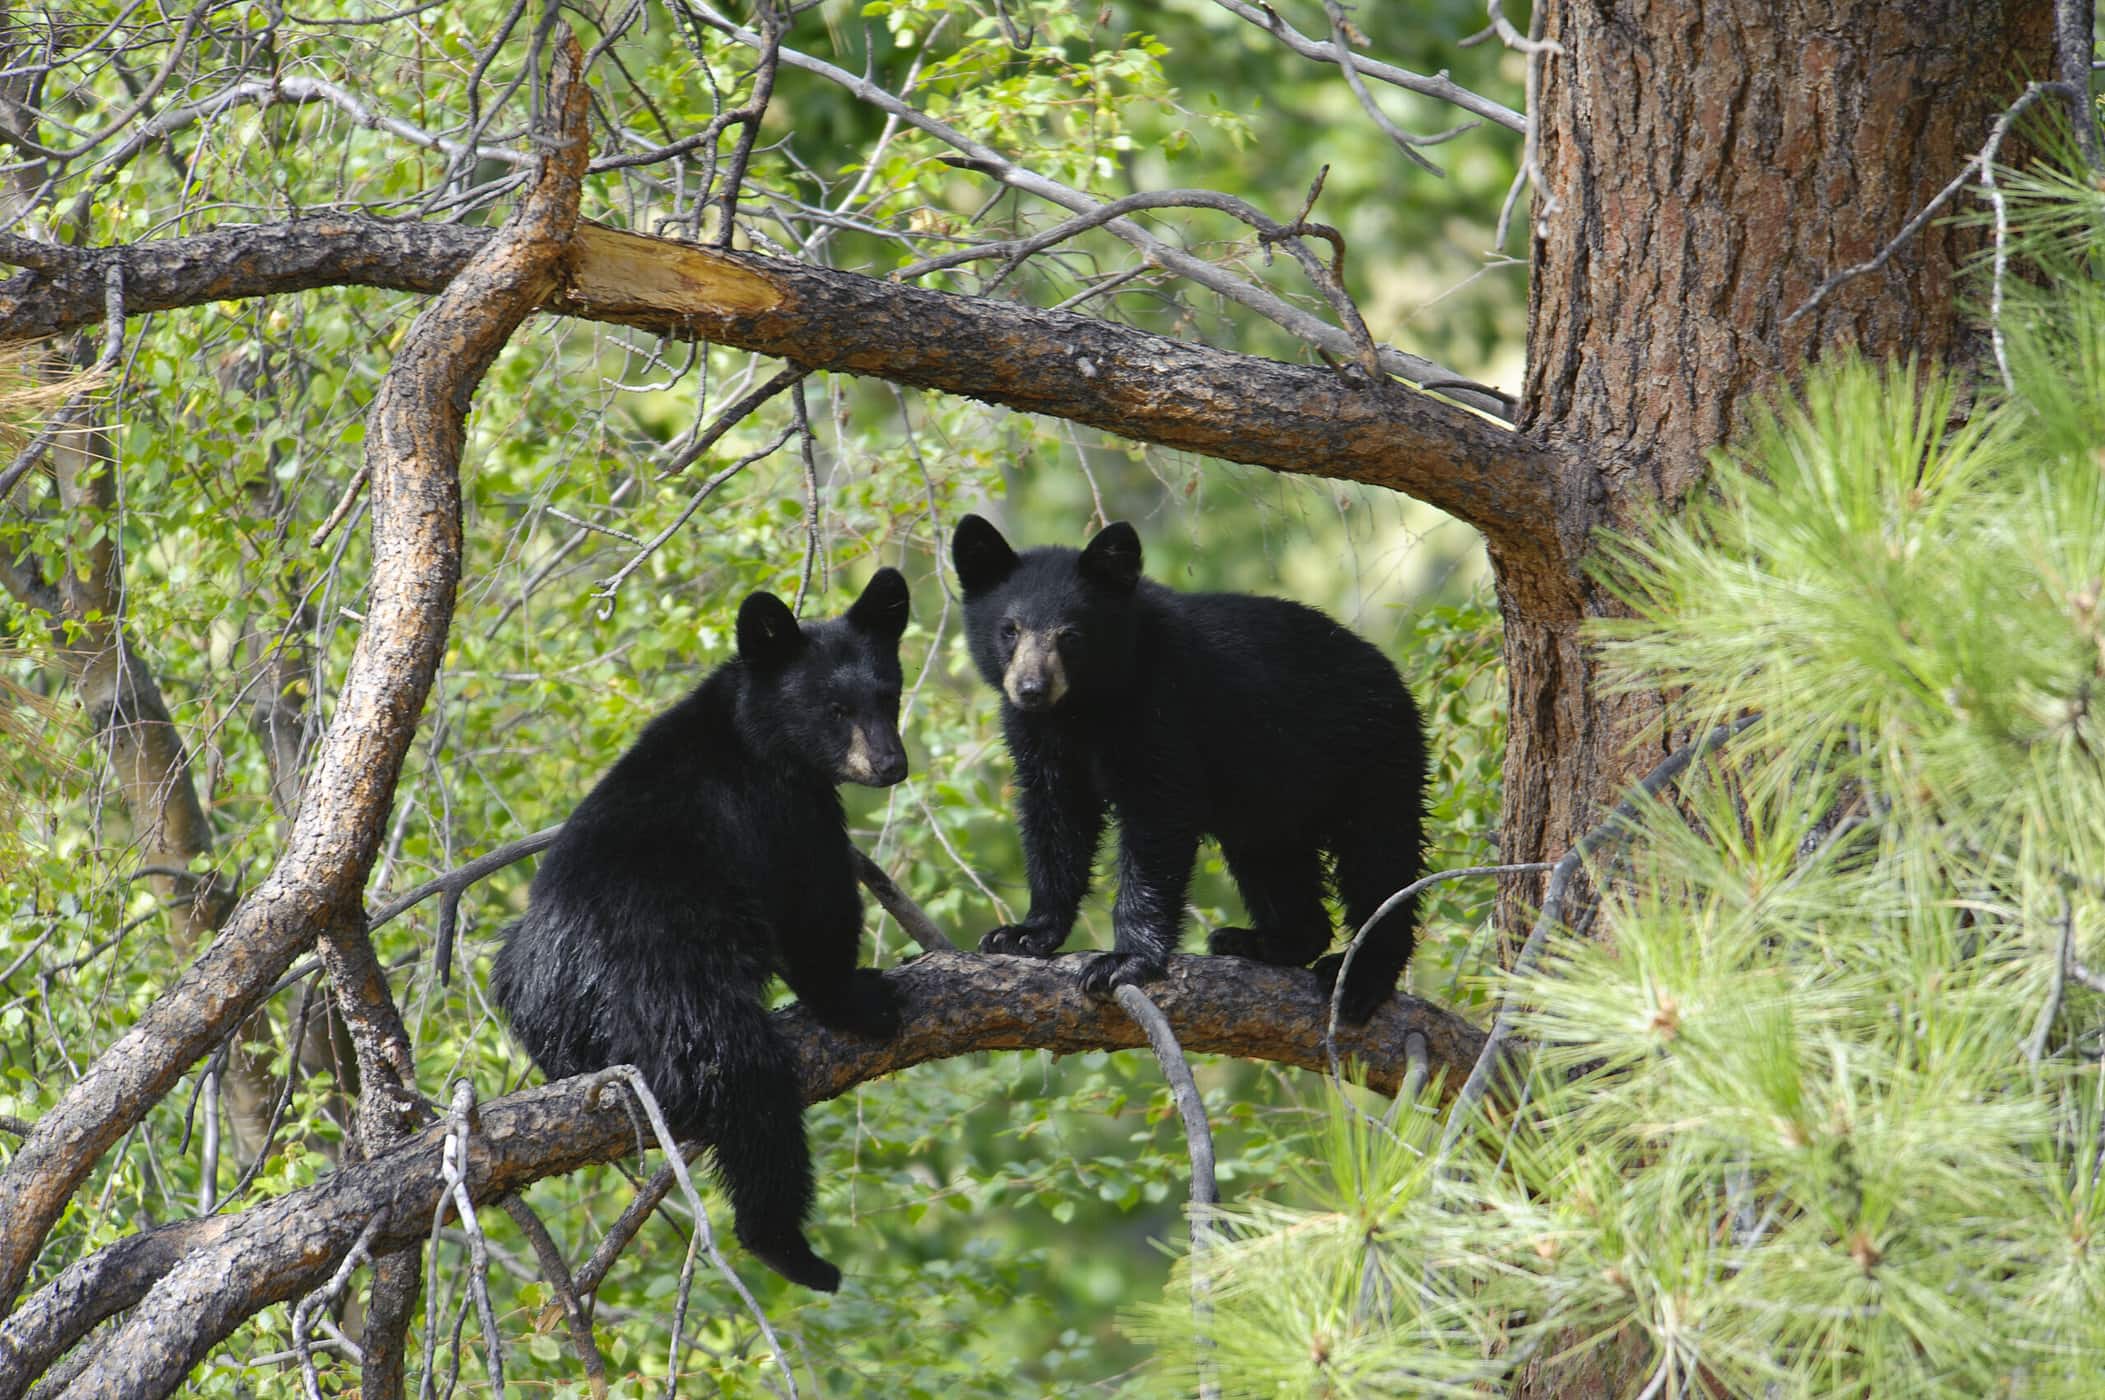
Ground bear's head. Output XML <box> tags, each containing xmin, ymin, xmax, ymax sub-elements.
<box><xmin>734</xmin><ymin>568</ymin><xmax>911</xmax><ymax>786</ymax></box>
<box><xmin>951</xmin><ymin>515</ymin><xmax>1141</xmax><ymax>712</ymax></box>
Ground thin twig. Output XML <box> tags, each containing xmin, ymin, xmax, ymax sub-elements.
<box><xmin>223</xmin><ymin>971</ymin><xmax>325</xmax><ymax>1201</ymax></box>
<box><xmin>422</xmin><ymin>1082</ymin><xmax>504</xmax><ymax>1399</ymax></box>
<box><xmin>1317</xmin><ymin>1</ymin><xmax>1470</xmax><ymax>174</ymax></box>
<box><xmin>293</xmin><ymin>1213</ymin><xmax>385</xmax><ymax>1400</ymax></box>
<box><xmin>1436</xmin><ymin>716</ymin><xmax>1760</xmax><ymax>1163</ymax></box>
<box><xmin>574</xmin><ymin>1155</ymin><xmax>693</xmax><ymax>1297</ymax></box>
<box><xmin>1206</xmin><ymin>0</ymin><xmax>1523</xmax><ymax>131</ymax></box>
<box><xmin>852</xmin><ymin>850</ymin><xmax>955</xmax><ymax>953</ymax></box>
<box><xmin>675</xmin><ymin>0</ymin><xmax>1512</xmax><ymax>418</ymax></box>
<box><xmin>2053</xmin><ymin>0</ymin><xmax>2101</xmax><ymax>173</ymax></box>
<box><xmin>2027</xmin><ymin>893</ymin><xmax>2076</xmax><ymax>1069</ymax></box>
<box><xmin>308</xmin><ymin>464</ymin><xmax>371</xmax><ymax>549</ymax></box>
<box><xmin>656</xmin><ymin>365</ymin><xmax>809</xmax><ymax>480</ymax></box>
<box><xmin>789</xmin><ymin>378</ymin><xmax>823</xmax><ymax>615</ymax></box>
<box><xmin>1322</xmin><ymin>862</ymin><xmax>1557</xmax><ymax>1086</ymax></box>
<box><xmin>594</xmin><ymin>426</ymin><xmax>797</xmax><ymax>608</ymax></box>
<box><xmin>499</xmin><ymin>1193</ymin><xmax>609</xmax><ymax>1398</ymax></box>
<box><xmin>585</xmin><ymin>1066</ymin><xmax>796</xmax><ymax>1399</ymax></box>
<box><xmin>710</xmin><ymin>0</ymin><xmax>785</xmax><ymax>245</ymax></box>
<box><xmin>1785</xmin><ymin>82</ymin><xmax>2068</xmax><ymax>333</ymax></box>
<box><xmin>1112</xmin><ymin>985</ymin><xmax>1220</xmax><ymax>1400</ymax></box>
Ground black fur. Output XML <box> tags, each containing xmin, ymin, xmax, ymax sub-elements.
<box><xmin>952</xmin><ymin>516</ymin><xmax>1428</xmax><ymax>1026</ymax></box>
<box><xmin>488</xmin><ymin>569</ymin><xmax>911</xmax><ymax>1292</ymax></box>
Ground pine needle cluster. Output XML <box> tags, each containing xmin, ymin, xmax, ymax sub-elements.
<box><xmin>1130</xmin><ymin>156</ymin><xmax>2105</xmax><ymax>1398</ymax></box>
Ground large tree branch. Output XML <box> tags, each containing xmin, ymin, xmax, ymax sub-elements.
<box><xmin>0</xmin><ymin>40</ymin><xmax>591</xmax><ymax>1314</ymax></box>
<box><xmin>0</xmin><ymin>220</ymin><xmax>1562</xmax><ymax>563</ymax></box>
<box><xmin>0</xmin><ymin>951</ymin><xmax>1485</xmax><ymax>1399</ymax></box>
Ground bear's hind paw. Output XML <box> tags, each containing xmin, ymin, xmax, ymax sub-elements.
<box><xmin>741</xmin><ymin>1231</ymin><xmax>843</xmax><ymax>1293</ymax></box>
<box><xmin>1311</xmin><ymin>952</ymin><xmax>1396</xmax><ymax>1028</ymax></box>
<box><xmin>1076</xmin><ymin>951</ymin><xmax>1168</xmax><ymax>999</ymax></box>
<box><xmin>1209</xmin><ymin>925</ymin><xmax>1328</xmax><ymax>967</ymax></box>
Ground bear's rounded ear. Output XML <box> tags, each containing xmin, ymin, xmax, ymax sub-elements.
<box><xmin>1079</xmin><ymin>521</ymin><xmax>1142</xmax><ymax>594</ymax></box>
<box><xmin>952</xmin><ymin>514</ymin><xmax>1019</xmax><ymax>595</ymax></box>
<box><xmin>736</xmin><ymin>591</ymin><xmax>804</xmax><ymax>669</ymax></box>
<box><xmin>848</xmin><ymin>566</ymin><xmax>910</xmax><ymax>640</ymax></box>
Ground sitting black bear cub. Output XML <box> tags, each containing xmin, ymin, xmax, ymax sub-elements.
<box><xmin>952</xmin><ymin>516</ymin><xmax>1428</xmax><ymax>1026</ymax></box>
<box><xmin>489</xmin><ymin>570</ymin><xmax>911</xmax><ymax>1293</ymax></box>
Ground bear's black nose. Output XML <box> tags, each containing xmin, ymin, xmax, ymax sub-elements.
<box><xmin>1014</xmin><ymin>675</ymin><xmax>1047</xmax><ymax>703</ymax></box>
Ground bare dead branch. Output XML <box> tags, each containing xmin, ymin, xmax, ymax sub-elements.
<box><xmin>585</xmin><ymin>1068</ymin><xmax>795</xmax><ymax>1400</ymax></box>
<box><xmin>2027</xmin><ymin>894</ymin><xmax>2076</xmax><ymax>1069</ymax></box>
<box><xmin>852</xmin><ymin>850</ymin><xmax>955</xmax><ymax>954</ymax></box>
<box><xmin>1321</xmin><ymin>861</ymin><xmax>1557</xmax><ymax>1086</ymax></box>
<box><xmin>421</xmin><ymin>1082</ymin><xmax>503</xmax><ymax>1400</ymax></box>
<box><xmin>0</xmin><ymin>218</ymin><xmax>1559</xmax><ymax>558</ymax></box>
<box><xmin>671</xmin><ymin>0</ymin><xmax>1510</xmax><ymax>417</ymax></box>
<box><xmin>1207</xmin><ymin>0</ymin><xmax>1523</xmax><ymax>132</ymax></box>
<box><xmin>1784</xmin><ymin>83</ymin><xmax>2070</xmax><ymax>332</ymax></box>
<box><xmin>497</xmin><ymin>1195</ymin><xmax>608</xmax><ymax>1399</ymax></box>
<box><xmin>657</xmin><ymin>364</ymin><xmax>808</xmax><ymax>480</ymax></box>
<box><xmin>892</xmin><ymin>181</ymin><xmax>1391</xmax><ymax>381</ymax></box>
<box><xmin>1113</xmin><ymin>986</ymin><xmax>1218</xmax><ymax>1211</ymax></box>
<box><xmin>1317</xmin><ymin>1</ymin><xmax>1470</xmax><ymax>174</ymax></box>
<box><xmin>292</xmin><ymin>1214</ymin><xmax>384</xmax><ymax>1400</ymax></box>
<box><xmin>573</xmin><ymin>1155</ymin><xmax>692</xmax><ymax>1299</ymax></box>
<box><xmin>1113</xmin><ymin>984</ymin><xmax>1220</xmax><ymax>1400</ymax></box>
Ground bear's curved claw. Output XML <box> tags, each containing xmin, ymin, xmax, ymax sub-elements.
<box><xmin>1076</xmin><ymin>951</ymin><xmax>1168</xmax><ymax>999</ymax></box>
<box><xmin>979</xmin><ymin>922</ymin><xmax>1068</xmax><ymax>958</ymax></box>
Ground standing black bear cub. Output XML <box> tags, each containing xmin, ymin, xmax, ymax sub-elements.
<box><xmin>953</xmin><ymin>516</ymin><xmax>1428</xmax><ymax>1026</ymax></box>
<box><xmin>489</xmin><ymin>570</ymin><xmax>911</xmax><ymax>1293</ymax></box>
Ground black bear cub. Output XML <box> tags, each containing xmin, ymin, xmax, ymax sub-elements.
<box><xmin>489</xmin><ymin>570</ymin><xmax>912</xmax><ymax>1293</ymax></box>
<box><xmin>952</xmin><ymin>516</ymin><xmax>1428</xmax><ymax>1026</ymax></box>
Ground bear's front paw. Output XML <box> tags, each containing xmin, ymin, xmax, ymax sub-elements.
<box><xmin>1311</xmin><ymin>952</ymin><xmax>1394</xmax><ymax>1028</ymax></box>
<box><xmin>1076</xmin><ymin>951</ymin><xmax>1168</xmax><ymax>999</ymax></box>
<box><xmin>979</xmin><ymin>921</ymin><xmax>1068</xmax><ymax>958</ymax></box>
<box><xmin>807</xmin><ymin>969</ymin><xmax>902</xmax><ymax>1040</ymax></box>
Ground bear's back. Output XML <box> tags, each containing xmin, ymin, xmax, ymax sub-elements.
<box><xmin>1115</xmin><ymin>584</ymin><xmax>1424</xmax><ymax>836</ymax></box>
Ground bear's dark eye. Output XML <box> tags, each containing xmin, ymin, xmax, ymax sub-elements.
<box><xmin>998</xmin><ymin>618</ymin><xmax>1020</xmax><ymax>640</ymax></box>
<box><xmin>1054</xmin><ymin>626</ymin><xmax>1080</xmax><ymax>645</ymax></box>
<box><xmin>829</xmin><ymin>701</ymin><xmax>849</xmax><ymax>721</ymax></box>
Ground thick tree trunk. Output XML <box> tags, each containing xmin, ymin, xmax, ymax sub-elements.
<box><xmin>1501</xmin><ymin>2</ymin><xmax>2056</xmax><ymax>1393</ymax></box>
<box><xmin>1496</xmin><ymin>0</ymin><xmax>2053</xmax><ymax>936</ymax></box>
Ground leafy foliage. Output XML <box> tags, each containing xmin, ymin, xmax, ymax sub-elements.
<box><xmin>1</xmin><ymin>1</ymin><xmax>1518</xmax><ymax>1393</ymax></box>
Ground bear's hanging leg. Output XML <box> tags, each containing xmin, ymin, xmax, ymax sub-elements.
<box><xmin>1209</xmin><ymin>840</ymin><xmax>1333</xmax><ymax>967</ymax></box>
<box><xmin>696</xmin><ymin>1011</ymin><xmax>841</xmax><ymax>1292</ymax></box>
<box><xmin>1318</xmin><ymin>806</ymin><xmax>1427</xmax><ymax>1027</ymax></box>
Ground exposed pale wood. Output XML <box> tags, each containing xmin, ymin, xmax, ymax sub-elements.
<box><xmin>0</xmin><ymin>218</ymin><xmax>1561</xmax><ymax>561</ymax></box>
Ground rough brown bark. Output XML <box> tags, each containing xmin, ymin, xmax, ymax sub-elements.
<box><xmin>0</xmin><ymin>950</ymin><xmax>1483</xmax><ymax>1400</ymax></box>
<box><xmin>1494</xmin><ymin>0</ymin><xmax>2055</xmax><ymax>938</ymax></box>
<box><xmin>0</xmin><ymin>220</ymin><xmax>1561</xmax><ymax>561</ymax></box>
<box><xmin>1498</xmin><ymin>3</ymin><xmax>2057</xmax><ymax>1395</ymax></box>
